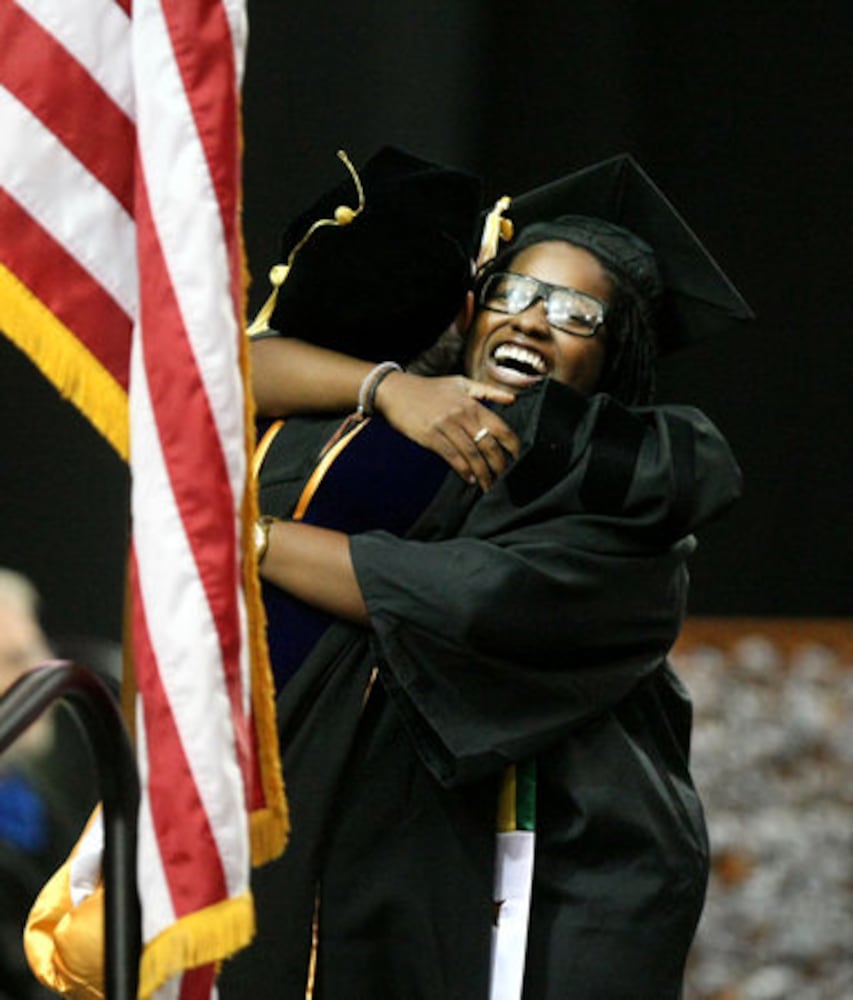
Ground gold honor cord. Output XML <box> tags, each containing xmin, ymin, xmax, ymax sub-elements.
<box><xmin>495</xmin><ymin>761</ymin><xmax>537</xmax><ymax>834</ymax></box>
<box><xmin>246</xmin><ymin>149</ymin><xmax>366</xmax><ymax>337</ymax></box>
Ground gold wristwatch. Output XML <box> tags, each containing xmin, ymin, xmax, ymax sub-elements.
<box><xmin>254</xmin><ymin>515</ymin><xmax>279</xmax><ymax>565</ymax></box>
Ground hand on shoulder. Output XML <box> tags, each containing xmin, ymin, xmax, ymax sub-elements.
<box><xmin>374</xmin><ymin>370</ymin><xmax>520</xmax><ymax>492</ymax></box>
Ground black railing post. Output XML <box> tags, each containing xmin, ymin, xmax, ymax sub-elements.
<box><xmin>0</xmin><ymin>661</ymin><xmax>140</xmax><ymax>1000</ymax></box>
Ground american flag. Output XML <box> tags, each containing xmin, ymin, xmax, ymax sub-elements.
<box><xmin>0</xmin><ymin>1</ymin><xmax>287</xmax><ymax>997</ymax></box>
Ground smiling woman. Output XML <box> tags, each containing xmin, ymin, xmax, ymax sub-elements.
<box><xmin>250</xmin><ymin>224</ymin><xmax>654</xmax><ymax>495</ymax></box>
<box><xmin>222</xmin><ymin>151</ymin><xmax>752</xmax><ymax>1000</ymax></box>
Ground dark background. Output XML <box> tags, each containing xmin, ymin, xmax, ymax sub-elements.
<box><xmin>1</xmin><ymin>0</ymin><xmax>850</xmax><ymax>644</ymax></box>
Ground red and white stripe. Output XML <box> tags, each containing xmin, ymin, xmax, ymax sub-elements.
<box><xmin>132</xmin><ymin>1</ymin><xmax>252</xmax><ymax>995</ymax></box>
<box><xmin>1</xmin><ymin>2</ymin><xmax>259</xmax><ymax>997</ymax></box>
<box><xmin>0</xmin><ymin>0</ymin><xmax>136</xmax><ymax>401</ymax></box>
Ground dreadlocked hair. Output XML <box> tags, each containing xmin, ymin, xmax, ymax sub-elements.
<box><xmin>594</xmin><ymin>264</ymin><xmax>659</xmax><ymax>406</ymax></box>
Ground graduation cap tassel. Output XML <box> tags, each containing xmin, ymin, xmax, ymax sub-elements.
<box><xmin>477</xmin><ymin>195</ymin><xmax>514</xmax><ymax>269</ymax></box>
<box><xmin>247</xmin><ymin>149</ymin><xmax>366</xmax><ymax>336</ymax></box>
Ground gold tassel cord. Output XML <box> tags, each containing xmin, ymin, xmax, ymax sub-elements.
<box><xmin>240</xmin><ymin>292</ymin><xmax>289</xmax><ymax>865</ymax></box>
<box><xmin>246</xmin><ymin>148</ymin><xmax>366</xmax><ymax>336</ymax></box>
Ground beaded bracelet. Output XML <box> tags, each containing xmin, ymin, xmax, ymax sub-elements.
<box><xmin>356</xmin><ymin>361</ymin><xmax>402</xmax><ymax>418</ymax></box>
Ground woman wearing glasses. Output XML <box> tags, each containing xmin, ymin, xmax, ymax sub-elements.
<box><xmin>224</xmin><ymin>155</ymin><xmax>748</xmax><ymax>1000</ymax></box>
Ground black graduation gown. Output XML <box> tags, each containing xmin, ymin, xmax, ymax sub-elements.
<box><xmin>220</xmin><ymin>379</ymin><xmax>741</xmax><ymax>1000</ymax></box>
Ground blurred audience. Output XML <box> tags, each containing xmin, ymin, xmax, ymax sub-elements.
<box><xmin>677</xmin><ymin>629</ymin><xmax>852</xmax><ymax>1000</ymax></box>
<box><xmin>0</xmin><ymin>569</ymin><xmax>98</xmax><ymax>1000</ymax></box>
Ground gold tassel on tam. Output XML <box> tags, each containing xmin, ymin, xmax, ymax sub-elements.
<box><xmin>246</xmin><ymin>149</ymin><xmax>366</xmax><ymax>336</ymax></box>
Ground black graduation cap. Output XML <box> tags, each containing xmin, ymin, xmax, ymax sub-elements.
<box><xmin>501</xmin><ymin>154</ymin><xmax>754</xmax><ymax>353</ymax></box>
<box><xmin>253</xmin><ymin>146</ymin><xmax>482</xmax><ymax>365</ymax></box>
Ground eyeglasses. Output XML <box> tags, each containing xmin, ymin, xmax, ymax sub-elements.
<box><xmin>479</xmin><ymin>271</ymin><xmax>606</xmax><ymax>337</ymax></box>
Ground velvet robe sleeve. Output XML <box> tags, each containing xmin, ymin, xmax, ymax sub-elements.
<box><xmin>349</xmin><ymin>379</ymin><xmax>741</xmax><ymax>786</ymax></box>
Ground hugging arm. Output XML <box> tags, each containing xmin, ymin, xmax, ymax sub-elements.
<box><xmin>346</xmin><ymin>396</ymin><xmax>743</xmax><ymax>785</ymax></box>
<box><xmin>260</xmin><ymin>518</ymin><xmax>369</xmax><ymax>626</ymax></box>
<box><xmin>349</xmin><ymin>522</ymin><xmax>691</xmax><ymax>785</ymax></box>
<box><xmin>250</xmin><ymin>334</ymin><xmax>520</xmax><ymax>490</ymax></box>
<box><xmin>257</xmin><ymin>497</ymin><xmax>687</xmax><ymax>763</ymax></box>
<box><xmin>258</xmin><ymin>380</ymin><xmax>742</xmax><ymax>786</ymax></box>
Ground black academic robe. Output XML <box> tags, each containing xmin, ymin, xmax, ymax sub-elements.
<box><xmin>220</xmin><ymin>378</ymin><xmax>741</xmax><ymax>1000</ymax></box>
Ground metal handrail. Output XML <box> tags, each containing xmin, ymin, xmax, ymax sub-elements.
<box><xmin>0</xmin><ymin>661</ymin><xmax>140</xmax><ymax>1000</ymax></box>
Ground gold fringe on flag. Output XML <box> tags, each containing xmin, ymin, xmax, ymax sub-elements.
<box><xmin>138</xmin><ymin>894</ymin><xmax>256</xmax><ymax>1000</ymax></box>
<box><xmin>0</xmin><ymin>263</ymin><xmax>129</xmax><ymax>460</ymax></box>
<box><xmin>239</xmin><ymin>208</ymin><xmax>289</xmax><ymax>866</ymax></box>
